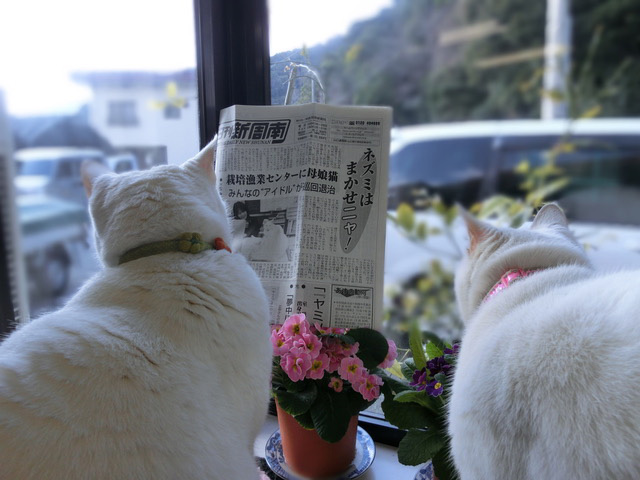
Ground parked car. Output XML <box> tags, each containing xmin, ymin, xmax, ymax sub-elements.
<box><xmin>385</xmin><ymin>119</ymin><xmax>640</xmax><ymax>285</ymax></box>
<box><xmin>107</xmin><ymin>152</ymin><xmax>140</xmax><ymax>173</ymax></box>
<box><xmin>14</xmin><ymin>147</ymin><xmax>107</xmax><ymax>206</ymax></box>
<box><xmin>388</xmin><ymin>118</ymin><xmax>640</xmax><ymax>225</ymax></box>
<box><xmin>18</xmin><ymin>194</ymin><xmax>89</xmax><ymax>297</ymax></box>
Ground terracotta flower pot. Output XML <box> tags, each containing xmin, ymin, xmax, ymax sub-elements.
<box><xmin>276</xmin><ymin>402</ymin><xmax>359</xmax><ymax>478</ymax></box>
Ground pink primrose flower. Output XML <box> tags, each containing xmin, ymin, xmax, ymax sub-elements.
<box><xmin>357</xmin><ymin>373</ymin><xmax>383</xmax><ymax>401</ymax></box>
<box><xmin>339</xmin><ymin>341</ymin><xmax>359</xmax><ymax>357</ymax></box>
<box><xmin>280</xmin><ymin>349</ymin><xmax>312</xmax><ymax>382</ymax></box>
<box><xmin>328</xmin><ymin>376</ymin><xmax>344</xmax><ymax>393</ymax></box>
<box><xmin>338</xmin><ymin>356</ymin><xmax>365</xmax><ymax>383</ymax></box>
<box><xmin>270</xmin><ymin>329</ymin><xmax>291</xmax><ymax>356</ymax></box>
<box><xmin>324</xmin><ymin>350</ymin><xmax>342</xmax><ymax>373</ymax></box>
<box><xmin>313</xmin><ymin>322</ymin><xmax>331</xmax><ymax>335</ymax></box>
<box><xmin>282</xmin><ymin>314</ymin><xmax>310</xmax><ymax>339</ymax></box>
<box><xmin>293</xmin><ymin>332</ymin><xmax>323</xmax><ymax>359</ymax></box>
<box><xmin>378</xmin><ymin>339</ymin><xmax>398</xmax><ymax>368</ymax></box>
<box><xmin>306</xmin><ymin>353</ymin><xmax>330</xmax><ymax>380</ymax></box>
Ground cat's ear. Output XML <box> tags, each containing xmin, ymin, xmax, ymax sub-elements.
<box><xmin>531</xmin><ymin>203</ymin><xmax>568</xmax><ymax>230</ymax></box>
<box><xmin>459</xmin><ymin>207</ymin><xmax>498</xmax><ymax>253</ymax></box>
<box><xmin>81</xmin><ymin>160</ymin><xmax>111</xmax><ymax>197</ymax></box>
<box><xmin>187</xmin><ymin>136</ymin><xmax>217</xmax><ymax>182</ymax></box>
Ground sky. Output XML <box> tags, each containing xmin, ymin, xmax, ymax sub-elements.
<box><xmin>0</xmin><ymin>0</ymin><xmax>393</xmax><ymax>116</ymax></box>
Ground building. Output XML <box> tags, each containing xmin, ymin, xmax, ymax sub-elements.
<box><xmin>72</xmin><ymin>69</ymin><xmax>199</xmax><ymax>167</ymax></box>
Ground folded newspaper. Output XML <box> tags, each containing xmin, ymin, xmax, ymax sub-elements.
<box><xmin>215</xmin><ymin>103</ymin><xmax>392</xmax><ymax>330</ymax></box>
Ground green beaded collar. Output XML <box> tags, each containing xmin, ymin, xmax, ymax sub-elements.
<box><xmin>118</xmin><ymin>232</ymin><xmax>231</xmax><ymax>265</ymax></box>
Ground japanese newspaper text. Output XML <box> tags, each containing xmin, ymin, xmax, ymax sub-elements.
<box><xmin>215</xmin><ymin>104</ymin><xmax>392</xmax><ymax>330</ymax></box>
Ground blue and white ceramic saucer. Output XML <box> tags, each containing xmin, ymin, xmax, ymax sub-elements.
<box><xmin>264</xmin><ymin>427</ymin><xmax>376</xmax><ymax>480</ymax></box>
<box><xmin>414</xmin><ymin>460</ymin><xmax>435</xmax><ymax>480</ymax></box>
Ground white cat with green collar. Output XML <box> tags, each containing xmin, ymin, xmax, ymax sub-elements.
<box><xmin>0</xmin><ymin>140</ymin><xmax>272</xmax><ymax>479</ymax></box>
<box><xmin>450</xmin><ymin>204</ymin><xmax>640</xmax><ymax>479</ymax></box>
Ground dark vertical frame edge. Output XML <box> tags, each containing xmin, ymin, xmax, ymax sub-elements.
<box><xmin>193</xmin><ymin>0</ymin><xmax>271</xmax><ymax>148</ymax></box>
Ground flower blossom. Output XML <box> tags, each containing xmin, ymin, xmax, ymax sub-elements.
<box><xmin>328</xmin><ymin>376</ymin><xmax>344</xmax><ymax>393</ymax></box>
<box><xmin>338</xmin><ymin>356</ymin><xmax>365</xmax><ymax>383</ymax></box>
<box><xmin>270</xmin><ymin>329</ymin><xmax>290</xmax><ymax>356</ymax></box>
<box><xmin>425</xmin><ymin>379</ymin><xmax>444</xmax><ymax>397</ymax></box>
<box><xmin>378</xmin><ymin>339</ymin><xmax>398</xmax><ymax>368</ymax></box>
<box><xmin>356</xmin><ymin>373</ymin><xmax>383</xmax><ymax>401</ymax></box>
<box><xmin>280</xmin><ymin>348</ymin><xmax>312</xmax><ymax>382</ymax></box>
<box><xmin>307</xmin><ymin>353</ymin><xmax>330</xmax><ymax>380</ymax></box>
<box><xmin>293</xmin><ymin>332</ymin><xmax>323</xmax><ymax>359</ymax></box>
<box><xmin>410</xmin><ymin>368</ymin><xmax>428</xmax><ymax>391</ymax></box>
<box><xmin>282</xmin><ymin>314</ymin><xmax>310</xmax><ymax>338</ymax></box>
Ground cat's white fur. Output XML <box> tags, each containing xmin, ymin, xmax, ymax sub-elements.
<box><xmin>0</xmin><ymin>140</ymin><xmax>272</xmax><ymax>479</ymax></box>
<box><xmin>450</xmin><ymin>204</ymin><xmax>640</xmax><ymax>480</ymax></box>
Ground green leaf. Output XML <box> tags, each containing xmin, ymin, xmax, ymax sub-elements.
<box><xmin>425</xmin><ymin>342</ymin><xmax>443</xmax><ymax>360</ymax></box>
<box><xmin>396</xmin><ymin>203</ymin><xmax>415</xmax><ymax>231</ymax></box>
<box><xmin>274</xmin><ymin>381</ymin><xmax>317</xmax><ymax>416</ymax></box>
<box><xmin>409</xmin><ymin>323</ymin><xmax>427</xmax><ymax>370</ymax></box>
<box><xmin>525</xmin><ymin>177</ymin><xmax>570</xmax><ymax>206</ymax></box>
<box><xmin>397</xmin><ymin>430</ymin><xmax>446</xmax><ymax>466</ymax></box>
<box><xmin>378</xmin><ymin>370</ymin><xmax>412</xmax><ymax>395</ymax></box>
<box><xmin>346</xmin><ymin>387</ymin><xmax>375</xmax><ymax>416</ymax></box>
<box><xmin>310</xmin><ymin>389</ymin><xmax>352</xmax><ymax>443</ymax></box>
<box><xmin>422</xmin><ymin>331</ymin><xmax>448</xmax><ymax>351</ymax></box>
<box><xmin>393</xmin><ymin>390</ymin><xmax>438</xmax><ymax>410</ymax></box>
<box><xmin>348</xmin><ymin>328</ymin><xmax>389</xmax><ymax>369</ymax></box>
<box><xmin>381</xmin><ymin>388</ymin><xmax>438</xmax><ymax>430</ymax></box>
<box><xmin>431</xmin><ymin>446</ymin><xmax>460</xmax><ymax>480</ymax></box>
<box><xmin>294</xmin><ymin>410</ymin><xmax>315</xmax><ymax>430</ymax></box>
<box><xmin>320</xmin><ymin>332</ymin><xmax>355</xmax><ymax>344</ymax></box>
<box><xmin>401</xmin><ymin>358</ymin><xmax>417</xmax><ymax>380</ymax></box>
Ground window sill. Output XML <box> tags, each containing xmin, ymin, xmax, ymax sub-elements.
<box><xmin>254</xmin><ymin>414</ymin><xmax>421</xmax><ymax>479</ymax></box>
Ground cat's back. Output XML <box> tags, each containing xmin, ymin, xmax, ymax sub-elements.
<box><xmin>0</xmin><ymin>250</ymin><xmax>271</xmax><ymax>479</ymax></box>
<box><xmin>452</xmin><ymin>267</ymin><xmax>640</xmax><ymax>479</ymax></box>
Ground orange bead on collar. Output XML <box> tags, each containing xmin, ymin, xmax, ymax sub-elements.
<box><xmin>213</xmin><ymin>237</ymin><xmax>232</xmax><ymax>253</ymax></box>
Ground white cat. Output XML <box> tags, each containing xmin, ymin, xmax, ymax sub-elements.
<box><xmin>0</xmin><ymin>140</ymin><xmax>272</xmax><ymax>479</ymax></box>
<box><xmin>449</xmin><ymin>204</ymin><xmax>640</xmax><ymax>480</ymax></box>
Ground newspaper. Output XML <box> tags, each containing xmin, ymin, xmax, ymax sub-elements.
<box><xmin>215</xmin><ymin>103</ymin><xmax>392</xmax><ymax>330</ymax></box>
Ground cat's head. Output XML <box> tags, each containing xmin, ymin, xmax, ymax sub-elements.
<box><xmin>82</xmin><ymin>139</ymin><xmax>230</xmax><ymax>267</ymax></box>
<box><xmin>454</xmin><ymin>204</ymin><xmax>591</xmax><ymax>323</ymax></box>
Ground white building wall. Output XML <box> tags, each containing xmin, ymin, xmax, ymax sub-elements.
<box><xmin>87</xmin><ymin>84</ymin><xmax>199</xmax><ymax>165</ymax></box>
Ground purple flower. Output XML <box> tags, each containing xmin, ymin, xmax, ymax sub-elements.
<box><xmin>426</xmin><ymin>356</ymin><xmax>451</xmax><ymax>377</ymax></box>
<box><xmin>444</xmin><ymin>344</ymin><xmax>460</xmax><ymax>356</ymax></box>
<box><xmin>410</xmin><ymin>368</ymin><xmax>428</xmax><ymax>391</ymax></box>
<box><xmin>425</xmin><ymin>379</ymin><xmax>444</xmax><ymax>397</ymax></box>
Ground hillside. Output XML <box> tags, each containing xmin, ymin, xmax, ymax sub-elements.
<box><xmin>271</xmin><ymin>0</ymin><xmax>640</xmax><ymax>125</ymax></box>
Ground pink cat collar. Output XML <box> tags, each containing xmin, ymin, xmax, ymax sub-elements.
<box><xmin>483</xmin><ymin>268</ymin><xmax>540</xmax><ymax>303</ymax></box>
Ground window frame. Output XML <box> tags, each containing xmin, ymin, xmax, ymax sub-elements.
<box><xmin>193</xmin><ymin>0</ymin><xmax>401</xmax><ymax>444</ymax></box>
<box><xmin>0</xmin><ymin>0</ymin><xmax>401</xmax><ymax>446</ymax></box>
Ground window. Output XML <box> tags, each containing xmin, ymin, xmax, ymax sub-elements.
<box><xmin>1</xmin><ymin>0</ymin><xmax>201</xmax><ymax>321</ymax></box>
<box><xmin>164</xmin><ymin>104</ymin><xmax>181</xmax><ymax>119</ymax></box>
<box><xmin>268</xmin><ymin>0</ymin><xmax>640</xmax><ymax>349</ymax></box>
<box><xmin>107</xmin><ymin>100</ymin><xmax>138</xmax><ymax>126</ymax></box>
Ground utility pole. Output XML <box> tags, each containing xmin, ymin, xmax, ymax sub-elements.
<box><xmin>541</xmin><ymin>0</ymin><xmax>571</xmax><ymax>119</ymax></box>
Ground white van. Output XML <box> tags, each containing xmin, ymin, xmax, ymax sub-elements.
<box><xmin>388</xmin><ymin>118</ymin><xmax>640</xmax><ymax>225</ymax></box>
<box><xmin>14</xmin><ymin>147</ymin><xmax>106</xmax><ymax>206</ymax></box>
<box><xmin>385</xmin><ymin>119</ymin><xmax>640</xmax><ymax>285</ymax></box>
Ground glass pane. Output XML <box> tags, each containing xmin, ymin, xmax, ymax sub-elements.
<box><xmin>1</xmin><ymin>1</ymin><xmax>199</xmax><ymax>319</ymax></box>
<box><xmin>268</xmin><ymin>0</ymin><xmax>640</xmax><ymax>349</ymax></box>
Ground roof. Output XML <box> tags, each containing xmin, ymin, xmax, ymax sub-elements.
<box><xmin>15</xmin><ymin>147</ymin><xmax>104</xmax><ymax>161</ymax></box>
<box><xmin>72</xmin><ymin>69</ymin><xmax>197</xmax><ymax>89</ymax></box>
<box><xmin>391</xmin><ymin>118</ymin><xmax>640</xmax><ymax>151</ymax></box>
<box><xmin>11</xmin><ymin>113</ymin><xmax>113</xmax><ymax>152</ymax></box>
